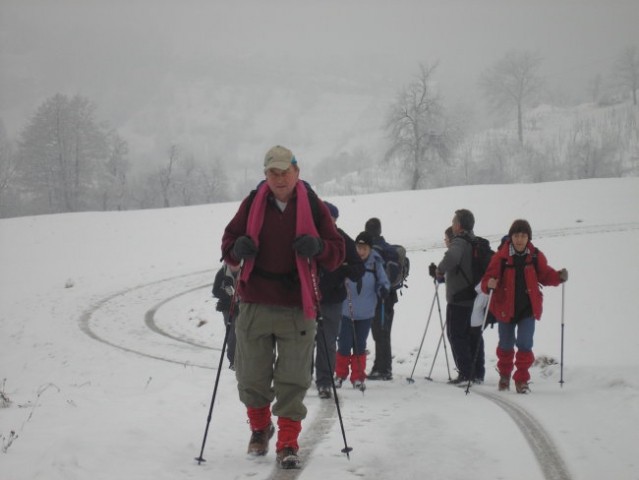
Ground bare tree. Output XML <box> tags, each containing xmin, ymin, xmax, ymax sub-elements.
<box><xmin>17</xmin><ymin>94</ymin><xmax>109</xmax><ymax>213</ymax></box>
<box><xmin>0</xmin><ymin>122</ymin><xmax>17</xmax><ymax>216</ymax></box>
<box><xmin>100</xmin><ymin>130</ymin><xmax>129</xmax><ymax>210</ymax></box>
<box><xmin>614</xmin><ymin>45</ymin><xmax>639</xmax><ymax>105</ymax></box>
<box><xmin>479</xmin><ymin>50</ymin><xmax>543</xmax><ymax>144</ymax></box>
<box><xmin>385</xmin><ymin>63</ymin><xmax>453</xmax><ymax>190</ymax></box>
<box><xmin>158</xmin><ymin>144</ymin><xmax>179</xmax><ymax>208</ymax></box>
<box><xmin>198</xmin><ymin>156</ymin><xmax>229</xmax><ymax>203</ymax></box>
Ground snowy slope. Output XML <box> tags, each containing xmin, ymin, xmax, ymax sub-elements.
<box><xmin>1</xmin><ymin>178</ymin><xmax>639</xmax><ymax>480</ymax></box>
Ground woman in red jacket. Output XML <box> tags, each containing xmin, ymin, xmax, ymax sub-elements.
<box><xmin>481</xmin><ymin>219</ymin><xmax>568</xmax><ymax>394</ymax></box>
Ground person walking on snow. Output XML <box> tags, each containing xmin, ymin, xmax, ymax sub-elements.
<box><xmin>481</xmin><ymin>219</ymin><xmax>568</xmax><ymax>394</ymax></box>
<box><xmin>335</xmin><ymin>231</ymin><xmax>390</xmax><ymax>391</ymax></box>
<box><xmin>436</xmin><ymin>209</ymin><xmax>482</xmax><ymax>384</ymax></box>
<box><xmin>364</xmin><ymin>217</ymin><xmax>399</xmax><ymax>381</ymax></box>
<box><xmin>315</xmin><ymin>202</ymin><xmax>365</xmax><ymax>399</ymax></box>
<box><xmin>221</xmin><ymin>145</ymin><xmax>345</xmax><ymax>469</ymax></box>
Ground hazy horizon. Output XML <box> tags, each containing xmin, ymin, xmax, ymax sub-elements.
<box><xmin>1</xmin><ymin>0</ymin><xmax>638</xmax><ymax>168</ymax></box>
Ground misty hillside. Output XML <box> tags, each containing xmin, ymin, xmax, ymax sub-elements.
<box><xmin>314</xmin><ymin>100</ymin><xmax>639</xmax><ymax>197</ymax></box>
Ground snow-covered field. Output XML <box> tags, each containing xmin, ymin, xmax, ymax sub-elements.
<box><xmin>1</xmin><ymin>177</ymin><xmax>639</xmax><ymax>480</ymax></box>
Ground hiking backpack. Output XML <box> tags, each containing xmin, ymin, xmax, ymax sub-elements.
<box><xmin>455</xmin><ymin>235</ymin><xmax>494</xmax><ymax>302</ymax></box>
<box><xmin>373</xmin><ymin>243</ymin><xmax>410</xmax><ymax>290</ymax></box>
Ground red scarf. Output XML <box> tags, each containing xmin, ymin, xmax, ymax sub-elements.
<box><xmin>240</xmin><ymin>181</ymin><xmax>319</xmax><ymax>320</ymax></box>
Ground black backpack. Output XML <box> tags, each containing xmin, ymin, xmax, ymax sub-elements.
<box><xmin>453</xmin><ymin>235</ymin><xmax>494</xmax><ymax>302</ymax></box>
<box><xmin>373</xmin><ymin>243</ymin><xmax>410</xmax><ymax>290</ymax></box>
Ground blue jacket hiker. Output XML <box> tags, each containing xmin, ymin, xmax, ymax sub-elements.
<box><xmin>335</xmin><ymin>231</ymin><xmax>390</xmax><ymax>391</ymax></box>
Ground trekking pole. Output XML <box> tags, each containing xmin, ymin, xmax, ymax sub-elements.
<box><xmin>195</xmin><ymin>261</ymin><xmax>243</xmax><ymax>465</ymax></box>
<box><xmin>465</xmin><ymin>289</ymin><xmax>494</xmax><ymax>395</ymax></box>
<box><xmin>426</xmin><ymin>283</ymin><xmax>452</xmax><ymax>381</ymax></box>
<box><xmin>559</xmin><ymin>282</ymin><xmax>566</xmax><ymax>387</ymax></box>
<box><xmin>309</xmin><ymin>259</ymin><xmax>353</xmax><ymax>458</ymax></box>
<box><xmin>407</xmin><ymin>282</ymin><xmax>438</xmax><ymax>384</ymax></box>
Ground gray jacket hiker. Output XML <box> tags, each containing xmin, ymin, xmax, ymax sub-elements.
<box><xmin>435</xmin><ymin>208</ymin><xmax>485</xmax><ymax>383</ymax></box>
<box><xmin>437</xmin><ymin>231</ymin><xmax>475</xmax><ymax>307</ymax></box>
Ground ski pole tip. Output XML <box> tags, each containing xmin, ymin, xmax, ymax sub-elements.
<box><xmin>341</xmin><ymin>446</ymin><xmax>353</xmax><ymax>459</ymax></box>
<box><xmin>406</xmin><ymin>378</ymin><xmax>415</xmax><ymax>384</ymax></box>
<box><xmin>194</xmin><ymin>456</ymin><xmax>206</xmax><ymax>465</ymax></box>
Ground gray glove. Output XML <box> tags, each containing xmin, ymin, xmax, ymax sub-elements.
<box><xmin>292</xmin><ymin>235</ymin><xmax>323</xmax><ymax>258</ymax></box>
<box><xmin>232</xmin><ymin>236</ymin><xmax>258</xmax><ymax>260</ymax></box>
<box><xmin>559</xmin><ymin>268</ymin><xmax>568</xmax><ymax>282</ymax></box>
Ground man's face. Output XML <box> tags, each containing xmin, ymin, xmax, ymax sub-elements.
<box><xmin>265</xmin><ymin>166</ymin><xmax>299</xmax><ymax>202</ymax></box>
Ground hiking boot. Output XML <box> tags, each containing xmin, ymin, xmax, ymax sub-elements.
<box><xmin>276</xmin><ymin>447</ymin><xmax>300</xmax><ymax>469</ymax></box>
<box><xmin>498</xmin><ymin>376</ymin><xmax>511</xmax><ymax>391</ymax></box>
<box><xmin>367</xmin><ymin>370</ymin><xmax>393</xmax><ymax>381</ymax></box>
<box><xmin>334</xmin><ymin>377</ymin><xmax>345</xmax><ymax>389</ymax></box>
<box><xmin>515</xmin><ymin>381</ymin><xmax>530</xmax><ymax>394</ymax></box>
<box><xmin>318</xmin><ymin>386</ymin><xmax>331</xmax><ymax>399</ymax></box>
<box><xmin>447</xmin><ymin>374</ymin><xmax>469</xmax><ymax>385</ymax></box>
<box><xmin>247</xmin><ymin>423</ymin><xmax>275</xmax><ymax>456</ymax></box>
<box><xmin>353</xmin><ymin>380</ymin><xmax>366</xmax><ymax>392</ymax></box>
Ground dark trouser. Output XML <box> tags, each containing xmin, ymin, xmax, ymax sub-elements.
<box><xmin>446</xmin><ymin>303</ymin><xmax>474</xmax><ymax>379</ymax></box>
<box><xmin>370</xmin><ymin>299</ymin><xmax>395</xmax><ymax>374</ymax></box>
<box><xmin>469</xmin><ymin>326</ymin><xmax>485</xmax><ymax>380</ymax></box>
<box><xmin>314</xmin><ymin>302</ymin><xmax>342</xmax><ymax>389</ymax></box>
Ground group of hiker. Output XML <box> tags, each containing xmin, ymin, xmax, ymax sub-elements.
<box><xmin>212</xmin><ymin>144</ymin><xmax>568</xmax><ymax>469</ymax></box>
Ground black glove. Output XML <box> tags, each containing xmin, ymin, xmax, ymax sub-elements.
<box><xmin>232</xmin><ymin>236</ymin><xmax>258</xmax><ymax>260</ymax></box>
<box><xmin>428</xmin><ymin>262</ymin><xmax>437</xmax><ymax>279</ymax></box>
<box><xmin>292</xmin><ymin>235</ymin><xmax>323</xmax><ymax>258</ymax></box>
<box><xmin>379</xmin><ymin>286</ymin><xmax>389</xmax><ymax>300</ymax></box>
<box><xmin>216</xmin><ymin>298</ymin><xmax>231</xmax><ymax>312</ymax></box>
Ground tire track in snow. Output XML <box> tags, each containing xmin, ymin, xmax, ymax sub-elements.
<box><xmin>474</xmin><ymin>389</ymin><xmax>573</xmax><ymax>480</ymax></box>
<box><xmin>78</xmin><ymin>269</ymin><xmax>219</xmax><ymax>369</ymax></box>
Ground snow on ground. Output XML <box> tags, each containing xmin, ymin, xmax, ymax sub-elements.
<box><xmin>1</xmin><ymin>177</ymin><xmax>639</xmax><ymax>480</ymax></box>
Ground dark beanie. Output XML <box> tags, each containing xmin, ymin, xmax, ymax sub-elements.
<box><xmin>355</xmin><ymin>231</ymin><xmax>374</xmax><ymax>248</ymax></box>
<box><xmin>508</xmin><ymin>219</ymin><xmax>532</xmax><ymax>239</ymax></box>
<box><xmin>324</xmin><ymin>201</ymin><xmax>339</xmax><ymax>219</ymax></box>
<box><xmin>365</xmin><ymin>217</ymin><xmax>382</xmax><ymax>237</ymax></box>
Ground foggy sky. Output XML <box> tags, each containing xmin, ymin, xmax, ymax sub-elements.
<box><xmin>1</xmin><ymin>0</ymin><xmax>638</xmax><ymax>166</ymax></box>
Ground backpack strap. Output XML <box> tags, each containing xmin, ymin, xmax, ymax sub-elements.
<box><xmin>499</xmin><ymin>246</ymin><xmax>539</xmax><ymax>278</ymax></box>
<box><xmin>456</xmin><ymin>234</ymin><xmax>474</xmax><ymax>287</ymax></box>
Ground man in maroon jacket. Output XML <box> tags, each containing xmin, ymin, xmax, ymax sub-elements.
<box><xmin>221</xmin><ymin>145</ymin><xmax>345</xmax><ymax>469</ymax></box>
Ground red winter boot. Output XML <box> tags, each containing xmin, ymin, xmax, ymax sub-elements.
<box><xmin>350</xmin><ymin>354</ymin><xmax>367</xmax><ymax>391</ymax></box>
<box><xmin>513</xmin><ymin>350</ymin><xmax>535</xmax><ymax>393</ymax></box>
<box><xmin>496</xmin><ymin>347</ymin><xmax>515</xmax><ymax>391</ymax></box>
<box><xmin>335</xmin><ymin>353</ymin><xmax>350</xmax><ymax>387</ymax></box>
<box><xmin>247</xmin><ymin>405</ymin><xmax>274</xmax><ymax>456</ymax></box>
<box><xmin>276</xmin><ymin>417</ymin><xmax>301</xmax><ymax>469</ymax></box>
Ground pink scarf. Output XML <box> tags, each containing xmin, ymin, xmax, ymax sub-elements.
<box><xmin>240</xmin><ymin>181</ymin><xmax>319</xmax><ymax>320</ymax></box>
